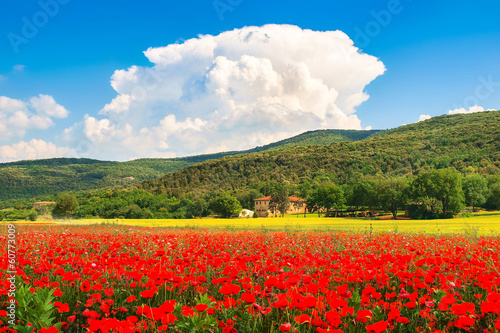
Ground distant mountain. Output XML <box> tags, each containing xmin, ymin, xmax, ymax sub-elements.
<box><xmin>140</xmin><ymin>111</ymin><xmax>500</xmax><ymax>198</ymax></box>
<box><xmin>0</xmin><ymin>129</ymin><xmax>378</xmax><ymax>200</ymax></box>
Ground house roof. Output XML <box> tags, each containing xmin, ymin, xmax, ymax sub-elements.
<box><xmin>253</xmin><ymin>196</ymin><xmax>305</xmax><ymax>202</ymax></box>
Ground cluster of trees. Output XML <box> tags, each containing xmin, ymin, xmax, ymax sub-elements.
<box><xmin>267</xmin><ymin>169</ymin><xmax>499</xmax><ymax>220</ymax></box>
<box><xmin>0</xmin><ymin>209</ymin><xmax>37</xmax><ymax>222</ymax></box>
<box><xmin>44</xmin><ymin>190</ymin><xmax>244</xmax><ymax>220</ymax></box>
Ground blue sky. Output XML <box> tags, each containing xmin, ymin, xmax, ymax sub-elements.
<box><xmin>0</xmin><ymin>0</ymin><xmax>499</xmax><ymax>162</ymax></box>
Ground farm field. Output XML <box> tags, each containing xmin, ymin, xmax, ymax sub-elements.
<box><xmin>1</xmin><ymin>225</ymin><xmax>500</xmax><ymax>332</ymax></box>
<box><xmin>23</xmin><ymin>211</ymin><xmax>500</xmax><ymax>236</ymax></box>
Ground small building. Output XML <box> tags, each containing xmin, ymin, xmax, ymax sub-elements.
<box><xmin>253</xmin><ymin>196</ymin><xmax>307</xmax><ymax>217</ymax></box>
<box><xmin>238</xmin><ymin>209</ymin><xmax>254</xmax><ymax>218</ymax></box>
<box><xmin>33</xmin><ymin>201</ymin><xmax>56</xmax><ymax>209</ymax></box>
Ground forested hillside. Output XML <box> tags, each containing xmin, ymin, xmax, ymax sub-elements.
<box><xmin>0</xmin><ymin>158</ymin><xmax>191</xmax><ymax>200</ymax></box>
<box><xmin>0</xmin><ymin>129</ymin><xmax>377</xmax><ymax>200</ymax></box>
<box><xmin>140</xmin><ymin>111</ymin><xmax>500</xmax><ymax>198</ymax></box>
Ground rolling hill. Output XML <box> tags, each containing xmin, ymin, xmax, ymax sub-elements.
<box><xmin>0</xmin><ymin>129</ymin><xmax>379</xmax><ymax>201</ymax></box>
<box><xmin>140</xmin><ymin>111</ymin><xmax>500</xmax><ymax>198</ymax></box>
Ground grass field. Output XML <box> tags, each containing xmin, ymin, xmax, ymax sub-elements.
<box><xmin>9</xmin><ymin>211</ymin><xmax>500</xmax><ymax>235</ymax></box>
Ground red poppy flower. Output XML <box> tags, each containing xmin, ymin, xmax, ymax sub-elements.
<box><xmin>279</xmin><ymin>323</ymin><xmax>291</xmax><ymax>332</ymax></box>
<box><xmin>294</xmin><ymin>314</ymin><xmax>311</xmax><ymax>324</ymax></box>
<box><xmin>366</xmin><ymin>320</ymin><xmax>389</xmax><ymax>333</ymax></box>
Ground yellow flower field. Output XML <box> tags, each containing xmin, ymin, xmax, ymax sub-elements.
<box><xmin>14</xmin><ymin>211</ymin><xmax>500</xmax><ymax>236</ymax></box>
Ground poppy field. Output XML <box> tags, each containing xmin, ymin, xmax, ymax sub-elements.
<box><xmin>1</xmin><ymin>225</ymin><xmax>500</xmax><ymax>332</ymax></box>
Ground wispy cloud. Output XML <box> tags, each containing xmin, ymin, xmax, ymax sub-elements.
<box><xmin>449</xmin><ymin>105</ymin><xmax>495</xmax><ymax>115</ymax></box>
<box><xmin>13</xmin><ymin>64</ymin><xmax>26</xmax><ymax>72</ymax></box>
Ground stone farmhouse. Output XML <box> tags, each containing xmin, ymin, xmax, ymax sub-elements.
<box><xmin>33</xmin><ymin>201</ymin><xmax>56</xmax><ymax>209</ymax></box>
<box><xmin>253</xmin><ymin>196</ymin><xmax>307</xmax><ymax>217</ymax></box>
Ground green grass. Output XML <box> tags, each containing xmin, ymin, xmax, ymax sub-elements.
<box><xmin>11</xmin><ymin>211</ymin><xmax>500</xmax><ymax>236</ymax></box>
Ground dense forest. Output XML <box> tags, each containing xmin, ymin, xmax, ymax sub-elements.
<box><xmin>0</xmin><ymin>129</ymin><xmax>378</xmax><ymax>201</ymax></box>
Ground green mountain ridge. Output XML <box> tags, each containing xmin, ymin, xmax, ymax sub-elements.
<box><xmin>0</xmin><ymin>129</ymin><xmax>379</xmax><ymax>201</ymax></box>
<box><xmin>139</xmin><ymin>111</ymin><xmax>500</xmax><ymax>198</ymax></box>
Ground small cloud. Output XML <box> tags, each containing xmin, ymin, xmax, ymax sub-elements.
<box><xmin>30</xmin><ymin>94</ymin><xmax>69</xmax><ymax>118</ymax></box>
<box><xmin>0</xmin><ymin>74</ymin><xmax>6</xmax><ymax>81</ymax></box>
<box><xmin>0</xmin><ymin>94</ymin><xmax>69</xmax><ymax>141</ymax></box>
<box><xmin>418</xmin><ymin>114</ymin><xmax>431</xmax><ymax>122</ymax></box>
<box><xmin>449</xmin><ymin>105</ymin><xmax>495</xmax><ymax>115</ymax></box>
<box><xmin>13</xmin><ymin>64</ymin><xmax>26</xmax><ymax>72</ymax></box>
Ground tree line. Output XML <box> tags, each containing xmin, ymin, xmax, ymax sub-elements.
<box><xmin>3</xmin><ymin>168</ymin><xmax>497</xmax><ymax>222</ymax></box>
<box><xmin>250</xmin><ymin>169</ymin><xmax>498</xmax><ymax>220</ymax></box>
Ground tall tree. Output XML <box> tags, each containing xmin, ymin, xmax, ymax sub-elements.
<box><xmin>307</xmin><ymin>185</ymin><xmax>346</xmax><ymax>217</ymax></box>
<box><xmin>486</xmin><ymin>176</ymin><xmax>500</xmax><ymax>210</ymax></box>
<box><xmin>212</xmin><ymin>193</ymin><xmax>242</xmax><ymax>218</ymax></box>
<box><xmin>462</xmin><ymin>173</ymin><xmax>490</xmax><ymax>210</ymax></box>
<box><xmin>52</xmin><ymin>194</ymin><xmax>78</xmax><ymax>220</ymax></box>
<box><xmin>270</xmin><ymin>182</ymin><xmax>290</xmax><ymax>217</ymax></box>
<box><xmin>321</xmin><ymin>185</ymin><xmax>346</xmax><ymax>217</ymax></box>
<box><xmin>376</xmin><ymin>177</ymin><xmax>409</xmax><ymax>220</ymax></box>
<box><xmin>347</xmin><ymin>180</ymin><xmax>377</xmax><ymax>211</ymax></box>
<box><xmin>410</xmin><ymin>168</ymin><xmax>464</xmax><ymax>218</ymax></box>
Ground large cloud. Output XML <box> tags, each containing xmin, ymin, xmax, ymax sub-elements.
<box><xmin>0</xmin><ymin>94</ymin><xmax>69</xmax><ymax>140</ymax></box>
<box><xmin>66</xmin><ymin>24</ymin><xmax>386</xmax><ymax>160</ymax></box>
<box><xmin>0</xmin><ymin>139</ymin><xmax>72</xmax><ymax>163</ymax></box>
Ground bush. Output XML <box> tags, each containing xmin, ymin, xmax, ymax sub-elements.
<box><xmin>28</xmin><ymin>211</ymin><xmax>38</xmax><ymax>221</ymax></box>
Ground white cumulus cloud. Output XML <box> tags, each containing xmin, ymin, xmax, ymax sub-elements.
<box><xmin>449</xmin><ymin>105</ymin><xmax>495</xmax><ymax>115</ymax></box>
<box><xmin>0</xmin><ymin>139</ymin><xmax>72</xmax><ymax>163</ymax></box>
<box><xmin>0</xmin><ymin>94</ymin><xmax>69</xmax><ymax>140</ymax></box>
<box><xmin>67</xmin><ymin>24</ymin><xmax>386</xmax><ymax>160</ymax></box>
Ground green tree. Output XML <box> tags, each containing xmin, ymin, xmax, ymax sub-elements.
<box><xmin>236</xmin><ymin>189</ymin><xmax>264</xmax><ymax>210</ymax></box>
<box><xmin>269</xmin><ymin>182</ymin><xmax>290</xmax><ymax>217</ymax></box>
<box><xmin>376</xmin><ymin>177</ymin><xmax>409</xmax><ymax>220</ymax></box>
<box><xmin>192</xmin><ymin>198</ymin><xmax>209</xmax><ymax>218</ymax></box>
<box><xmin>320</xmin><ymin>185</ymin><xmax>346</xmax><ymax>217</ymax></box>
<box><xmin>410</xmin><ymin>168</ymin><xmax>464</xmax><ymax>218</ymax></box>
<box><xmin>307</xmin><ymin>185</ymin><xmax>346</xmax><ymax>217</ymax></box>
<box><xmin>462</xmin><ymin>173</ymin><xmax>490</xmax><ymax>210</ymax></box>
<box><xmin>306</xmin><ymin>188</ymin><xmax>323</xmax><ymax>217</ymax></box>
<box><xmin>28</xmin><ymin>211</ymin><xmax>38</xmax><ymax>221</ymax></box>
<box><xmin>298</xmin><ymin>180</ymin><xmax>312</xmax><ymax>200</ymax></box>
<box><xmin>347</xmin><ymin>180</ymin><xmax>377</xmax><ymax>211</ymax></box>
<box><xmin>485</xmin><ymin>176</ymin><xmax>500</xmax><ymax>210</ymax></box>
<box><xmin>52</xmin><ymin>194</ymin><xmax>79</xmax><ymax>219</ymax></box>
<box><xmin>212</xmin><ymin>193</ymin><xmax>242</xmax><ymax>218</ymax></box>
